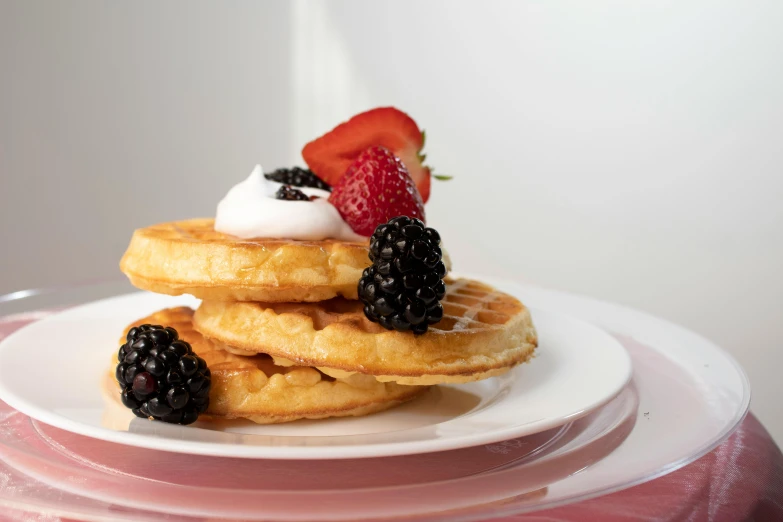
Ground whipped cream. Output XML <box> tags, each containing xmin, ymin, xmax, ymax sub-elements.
<box><xmin>214</xmin><ymin>165</ymin><xmax>366</xmax><ymax>242</ymax></box>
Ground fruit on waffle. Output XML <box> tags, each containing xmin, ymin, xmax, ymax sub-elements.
<box><xmin>193</xmin><ymin>278</ymin><xmax>537</xmax><ymax>386</ymax></box>
<box><xmin>119</xmin><ymin>147</ymin><xmax>451</xmax><ymax>302</ymax></box>
<box><xmin>111</xmin><ymin>307</ymin><xmax>428</xmax><ymax>424</ymax></box>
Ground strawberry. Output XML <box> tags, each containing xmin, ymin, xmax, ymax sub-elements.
<box><xmin>302</xmin><ymin>107</ymin><xmax>432</xmax><ymax>202</ymax></box>
<box><xmin>328</xmin><ymin>146</ymin><xmax>425</xmax><ymax>236</ymax></box>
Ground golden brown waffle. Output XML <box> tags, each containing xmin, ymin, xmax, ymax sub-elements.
<box><xmin>109</xmin><ymin>307</ymin><xmax>428</xmax><ymax>424</ymax></box>
<box><xmin>194</xmin><ymin>278</ymin><xmax>538</xmax><ymax>386</ymax></box>
<box><xmin>119</xmin><ymin>218</ymin><xmax>371</xmax><ymax>302</ymax></box>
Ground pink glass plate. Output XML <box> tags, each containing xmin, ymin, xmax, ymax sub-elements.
<box><xmin>0</xmin><ymin>389</ymin><xmax>637</xmax><ymax>521</ymax></box>
<box><xmin>0</xmin><ymin>279</ymin><xmax>750</xmax><ymax>521</ymax></box>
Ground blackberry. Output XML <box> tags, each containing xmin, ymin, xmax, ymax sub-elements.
<box><xmin>275</xmin><ymin>185</ymin><xmax>310</xmax><ymax>201</ymax></box>
<box><xmin>358</xmin><ymin>216</ymin><xmax>447</xmax><ymax>334</ymax></box>
<box><xmin>116</xmin><ymin>325</ymin><xmax>210</xmax><ymax>425</ymax></box>
<box><xmin>265</xmin><ymin>167</ymin><xmax>331</xmax><ymax>191</ymax></box>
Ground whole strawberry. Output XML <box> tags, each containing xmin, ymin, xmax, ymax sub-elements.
<box><xmin>328</xmin><ymin>146</ymin><xmax>425</xmax><ymax>237</ymax></box>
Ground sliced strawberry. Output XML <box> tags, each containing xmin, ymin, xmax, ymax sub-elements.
<box><xmin>302</xmin><ymin>107</ymin><xmax>432</xmax><ymax>202</ymax></box>
<box><xmin>328</xmin><ymin>146</ymin><xmax>425</xmax><ymax>236</ymax></box>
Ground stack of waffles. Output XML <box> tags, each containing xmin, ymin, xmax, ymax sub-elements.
<box><xmin>116</xmin><ymin>218</ymin><xmax>538</xmax><ymax>424</ymax></box>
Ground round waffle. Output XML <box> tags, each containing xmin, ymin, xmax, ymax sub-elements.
<box><xmin>109</xmin><ymin>307</ymin><xmax>427</xmax><ymax>424</ymax></box>
<box><xmin>193</xmin><ymin>278</ymin><xmax>538</xmax><ymax>386</ymax></box>
<box><xmin>119</xmin><ymin>218</ymin><xmax>371</xmax><ymax>302</ymax></box>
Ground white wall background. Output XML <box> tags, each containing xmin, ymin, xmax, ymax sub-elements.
<box><xmin>1</xmin><ymin>1</ymin><xmax>781</xmax><ymax>442</ymax></box>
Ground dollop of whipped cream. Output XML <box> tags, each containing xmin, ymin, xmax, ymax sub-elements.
<box><xmin>215</xmin><ymin>165</ymin><xmax>366</xmax><ymax>242</ymax></box>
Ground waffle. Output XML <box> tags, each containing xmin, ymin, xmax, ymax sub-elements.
<box><xmin>119</xmin><ymin>218</ymin><xmax>372</xmax><ymax>302</ymax></box>
<box><xmin>109</xmin><ymin>307</ymin><xmax>427</xmax><ymax>424</ymax></box>
<box><xmin>193</xmin><ymin>278</ymin><xmax>538</xmax><ymax>386</ymax></box>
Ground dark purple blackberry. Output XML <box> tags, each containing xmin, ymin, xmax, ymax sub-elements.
<box><xmin>358</xmin><ymin>216</ymin><xmax>447</xmax><ymax>334</ymax></box>
<box><xmin>265</xmin><ymin>167</ymin><xmax>331</xmax><ymax>191</ymax></box>
<box><xmin>275</xmin><ymin>185</ymin><xmax>310</xmax><ymax>201</ymax></box>
<box><xmin>116</xmin><ymin>325</ymin><xmax>210</xmax><ymax>425</ymax></box>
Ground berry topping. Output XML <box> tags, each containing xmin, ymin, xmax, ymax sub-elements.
<box><xmin>302</xmin><ymin>107</ymin><xmax>432</xmax><ymax>202</ymax></box>
<box><xmin>275</xmin><ymin>185</ymin><xmax>310</xmax><ymax>201</ymax></box>
<box><xmin>358</xmin><ymin>216</ymin><xmax>446</xmax><ymax>334</ymax></box>
<box><xmin>116</xmin><ymin>325</ymin><xmax>210</xmax><ymax>425</ymax></box>
<box><xmin>328</xmin><ymin>146</ymin><xmax>425</xmax><ymax>237</ymax></box>
<box><xmin>265</xmin><ymin>167</ymin><xmax>331</xmax><ymax>191</ymax></box>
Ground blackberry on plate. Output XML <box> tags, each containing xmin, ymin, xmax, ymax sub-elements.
<box><xmin>265</xmin><ymin>167</ymin><xmax>331</xmax><ymax>191</ymax></box>
<box><xmin>116</xmin><ymin>324</ymin><xmax>210</xmax><ymax>425</ymax></box>
<box><xmin>358</xmin><ymin>216</ymin><xmax>447</xmax><ymax>334</ymax></box>
<box><xmin>275</xmin><ymin>185</ymin><xmax>310</xmax><ymax>201</ymax></box>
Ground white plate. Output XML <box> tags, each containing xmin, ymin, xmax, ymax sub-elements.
<box><xmin>0</xmin><ymin>290</ymin><xmax>631</xmax><ymax>459</ymax></box>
